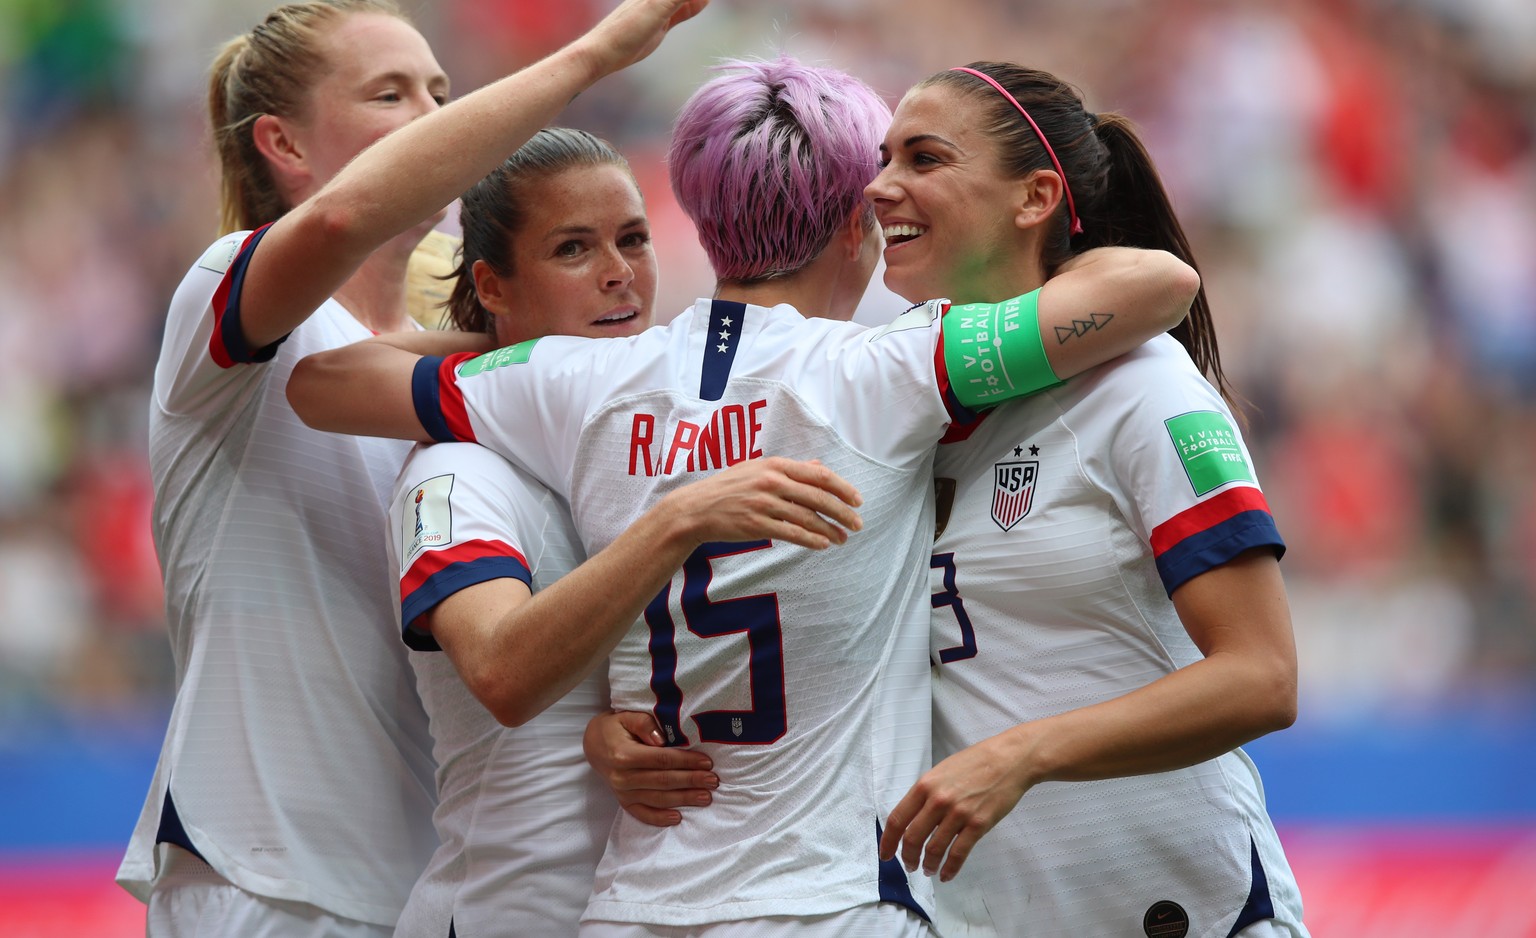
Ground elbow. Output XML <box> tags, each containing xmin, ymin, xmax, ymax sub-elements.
<box><xmin>295</xmin><ymin>191</ymin><xmax>373</xmax><ymax>260</ymax></box>
<box><xmin>285</xmin><ymin>354</ymin><xmax>331</xmax><ymax>429</ymax></box>
<box><xmin>1252</xmin><ymin>664</ymin><xmax>1299</xmax><ymax>736</ymax></box>
<box><xmin>489</xmin><ymin>702</ymin><xmax>535</xmax><ymax>729</ymax></box>
<box><xmin>465</xmin><ymin>673</ymin><xmax>539</xmax><ymax>728</ymax></box>
<box><xmin>1157</xmin><ymin>253</ymin><xmax>1202</xmax><ymax>330</ymax></box>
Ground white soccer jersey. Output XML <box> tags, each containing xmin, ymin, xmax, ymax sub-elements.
<box><xmin>390</xmin><ymin>441</ymin><xmax>614</xmax><ymax>937</ymax></box>
<box><xmin>411</xmin><ymin>298</ymin><xmax>957</xmax><ymax>928</ymax></box>
<box><xmin>926</xmin><ymin>335</ymin><xmax>1306</xmax><ymax>938</ymax></box>
<box><xmin>118</xmin><ymin>229</ymin><xmax>438</xmax><ymax>925</ymax></box>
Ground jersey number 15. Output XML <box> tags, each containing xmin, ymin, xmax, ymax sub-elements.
<box><xmin>645</xmin><ymin>540</ymin><xmax>787</xmax><ymax>746</ymax></box>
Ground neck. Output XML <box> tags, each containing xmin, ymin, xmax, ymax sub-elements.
<box><xmin>714</xmin><ymin>246</ymin><xmax>861</xmax><ymax>322</ymax></box>
<box><xmin>332</xmin><ymin>227</ymin><xmax>425</xmax><ymax>334</ymax></box>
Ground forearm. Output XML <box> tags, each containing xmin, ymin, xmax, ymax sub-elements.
<box><xmin>460</xmin><ymin>498</ymin><xmax>703</xmax><ymax>726</ymax></box>
<box><xmin>286</xmin><ymin>340</ymin><xmax>432</xmax><ymax>440</ymax></box>
<box><xmin>1038</xmin><ymin>247</ymin><xmax>1198</xmax><ymax>378</ymax></box>
<box><xmin>1000</xmin><ymin>650</ymin><xmax>1297</xmax><ymax>786</ymax></box>
<box><xmin>372</xmin><ymin>329</ymin><xmax>495</xmax><ymax>357</ymax></box>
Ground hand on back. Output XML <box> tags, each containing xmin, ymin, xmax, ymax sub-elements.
<box><xmin>660</xmin><ymin>456</ymin><xmax>864</xmax><ymax>551</ymax></box>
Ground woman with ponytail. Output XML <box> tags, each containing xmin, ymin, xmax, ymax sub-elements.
<box><xmin>120</xmin><ymin>4</ymin><xmax>447</xmax><ymax>934</ymax></box>
<box><xmin>866</xmin><ymin>63</ymin><xmax>1309</xmax><ymax>937</ymax></box>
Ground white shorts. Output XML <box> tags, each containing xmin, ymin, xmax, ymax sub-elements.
<box><xmin>580</xmin><ymin>904</ymin><xmax>932</xmax><ymax>938</ymax></box>
<box><xmin>146</xmin><ymin>846</ymin><xmax>394</xmax><ymax>938</ymax></box>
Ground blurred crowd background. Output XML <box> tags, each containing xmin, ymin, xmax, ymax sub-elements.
<box><xmin>2</xmin><ymin>0</ymin><xmax>1536</xmax><ymax>932</ymax></box>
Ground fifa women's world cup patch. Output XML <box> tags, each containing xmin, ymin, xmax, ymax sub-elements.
<box><xmin>195</xmin><ymin>233</ymin><xmax>243</xmax><ymax>274</ymax></box>
<box><xmin>1164</xmin><ymin>411</ymin><xmax>1253</xmax><ymax>497</ymax></box>
<box><xmin>402</xmin><ymin>473</ymin><xmax>455</xmax><ymax>565</ymax></box>
<box><xmin>992</xmin><ymin>442</ymin><xmax>1041</xmax><ymax>531</ymax></box>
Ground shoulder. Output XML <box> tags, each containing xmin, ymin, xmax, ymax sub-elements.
<box><xmin>166</xmin><ymin>231</ymin><xmax>252</xmax><ymax>309</ymax></box>
<box><xmin>397</xmin><ymin>441</ymin><xmax>545</xmax><ymax>503</ymax></box>
<box><xmin>191</xmin><ymin>231</ymin><xmax>252</xmax><ymax>277</ymax></box>
<box><xmin>1069</xmin><ymin>335</ymin><xmax>1226</xmax><ymax>418</ymax></box>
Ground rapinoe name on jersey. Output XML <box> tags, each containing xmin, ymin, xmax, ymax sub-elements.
<box><xmin>628</xmin><ymin>398</ymin><xmax>769</xmax><ymax>477</ymax></box>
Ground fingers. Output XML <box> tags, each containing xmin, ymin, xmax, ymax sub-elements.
<box><xmin>938</xmin><ymin>827</ymin><xmax>982</xmax><ymax>882</ymax></box>
<box><xmin>613</xmin><ymin>710</ymin><xmax>669</xmax><ymax>748</ymax></box>
<box><xmin>880</xmin><ymin>795</ymin><xmax>920</xmax><ymax>861</ymax></box>
<box><xmin>622</xmin><ymin>802</ymin><xmax>682</xmax><ymax>827</ymax></box>
<box><xmin>919</xmin><ymin>811</ymin><xmax>968</xmax><ymax>877</ymax></box>
<box><xmin>739</xmin><ymin>457</ymin><xmax>863</xmax><ymax>545</ymax></box>
<box><xmin>775</xmin><ymin>457</ymin><xmax>864</xmax><ymax>512</ymax></box>
<box><xmin>610</xmin><ymin>768</ymin><xmax>718</xmax><ymax>796</ymax></box>
<box><xmin>899</xmin><ymin>802</ymin><xmax>945</xmax><ymax>873</ymax></box>
<box><xmin>668</xmin><ymin>0</ymin><xmax>710</xmax><ymax>29</ymax></box>
<box><xmin>758</xmin><ymin>500</ymin><xmax>849</xmax><ymax>550</ymax></box>
<box><xmin>614</xmin><ymin>779</ymin><xmax>714</xmax><ymax>808</ymax></box>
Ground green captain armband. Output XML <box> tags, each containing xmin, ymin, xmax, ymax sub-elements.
<box><xmin>941</xmin><ymin>288</ymin><xmax>1061</xmax><ymax>410</ymax></box>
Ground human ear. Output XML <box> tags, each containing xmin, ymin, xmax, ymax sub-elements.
<box><xmin>251</xmin><ymin>113</ymin><xmax>307</xmax><ymax>183</ymax></box>
<box><xmin>841</xmin><ymin>205</ymin><xmax>877</xmax><ymax>260</ymax></box>
<box><xmin>471</xmin><ymin>258</ymin><xmax>514</xmax><ymax>318</ymax></box>
<box><xmin>1013</xmin><ymin>170</ymin><xmax>1065</xmax><ymax>231</ymax></box>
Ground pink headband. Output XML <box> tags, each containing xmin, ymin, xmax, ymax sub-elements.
<box><xmin>949</xmin><ymin>66</ymin><xmax>1082</xmax><ymax>236</ymax></box>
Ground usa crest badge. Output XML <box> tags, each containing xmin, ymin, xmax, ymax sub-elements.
<box><xmin>991</xmin><ymin>458</ymin><xmax>1038</xmax><ymax>531</ymax></box>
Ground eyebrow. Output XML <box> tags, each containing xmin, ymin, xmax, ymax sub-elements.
<box><xmin>544</xmin><ymin>216</ymin><xmax>648</xmax><ymax>239</ymax></box>
<box><xmin>879</xmin><ymin>133</ymin><xmax>960</xmax><ymax>156</ymax></box>
<box><xmin>366</xmin><ymin>69</ymin><xmax>451</xmax><ymax>92</ymax></box>
<box><xmin>902</xmin><ymin>133</ymin><xmax>959</xmax><ymax>150</ymax></box>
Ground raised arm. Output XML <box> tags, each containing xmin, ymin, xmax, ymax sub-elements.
<box><xmin>235</xmin><ymin>0</ymin><xmax>708</xmax><ymax>350</ymax></box>
<box><xmin>427</xmin><ymin>457</ymin><xmax>862</xmax><ymax>727</ymax></box>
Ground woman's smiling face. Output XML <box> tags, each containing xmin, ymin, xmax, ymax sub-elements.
<box><xmin>866</xmin><ymin>83</ymin><xmax>1033</xmax><ymax>305</ymax></box>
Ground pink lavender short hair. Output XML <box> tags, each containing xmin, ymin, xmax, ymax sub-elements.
<box><xmin>668</xmin><ymin>56</ymin><xmax>890</xmax><ymax>284</ymax></box>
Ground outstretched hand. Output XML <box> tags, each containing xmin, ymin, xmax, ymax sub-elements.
<box><xmin>879</xmin><ymin>729</ymin><xmax>1036</xmax><ymax>881</ymax></box>
<box><xmin>661</xmin><ymin>456</ymin><xmax>863</xmax><ymax>551</ymax></box>
<box><xmin>584</xmin><ymin>710</ymin><xmax>718</xmax><ymax>827</ymax></box>
<box><xmin>578</xmin><ymin>0</ymin><xmax>711</xmax><ymax>79</ymax></box>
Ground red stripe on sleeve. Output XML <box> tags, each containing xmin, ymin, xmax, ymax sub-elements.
<box><xmin>1150</xmin><ymin>487</ymin><xmax>1272</xmax><ymax>557</ymax></box>
<box><xmin>438</xmin><ymin>352</ymin><xmax>480</xmax><ymax>443</ymax></box>
<box><xmin>933</xmin><ymin>328</ymin><xmax>954</xmax><ymax>413</ymax></box>
<box><xmin>400</xmin><ymin>538</ymin><xmax>528</xmax><ymax>600</ymax></box>
<box><xmin>206</xmin><ymin>228</ymin><xmax>265</xmax><ymax>369</ymax></box>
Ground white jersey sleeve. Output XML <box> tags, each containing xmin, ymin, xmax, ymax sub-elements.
<box><xmin>410</xmin><ymin>334</ymin><xmax>630</xmax><ymax>498</ymax></box>
<box><xmin>1076</xmin><ymin>337</ymin><xmax>1283</xmax><ymax>592</ymax></box>
<box><xmin>153</xmin><ymin>227</ymin><xmax>290</xmax><ymax>416</ymax></box>
<box><xmin>393</xmin><ymin>443</ymin><xmax>538</xmax><ymax>649</ymax></box>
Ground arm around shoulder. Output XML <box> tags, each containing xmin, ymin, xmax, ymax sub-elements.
<box><xmin>1036</xmin><ymin>247</ymin><xmax>1199</xmax><ymax>380</ymax></box>
<box><xmin>286</xmin><ymin>336</ymin><xmax>442</xmax><ymax>441</ymax></box>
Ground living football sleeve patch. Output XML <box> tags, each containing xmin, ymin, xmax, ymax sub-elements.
<box><xmin>401</xmin><ymin>474</ymin><xmax>454</xmax><ymax>565</ymax></box>
<box><xmin>1165</xmin><ymin>411</ymin><xmax>1254</xmax><ymax>496</ymax></box>
<box><xmin>456</xmin><ymin>338</ymin><xmax>540</xmax><ymax>377</ymax></box>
